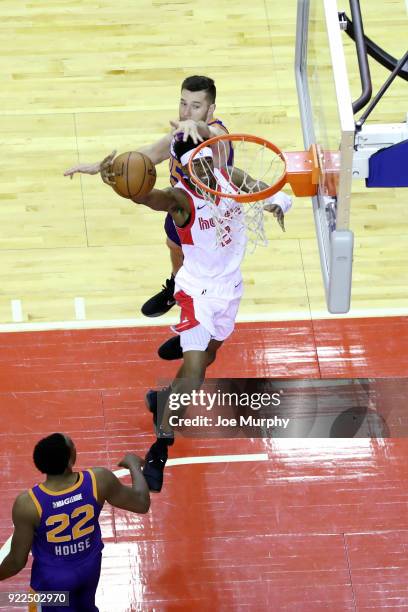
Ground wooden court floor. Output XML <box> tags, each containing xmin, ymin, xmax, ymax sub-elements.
<box><xmin>0</xmin><ymin>1</ymin><xmax>408</xmax><ymax>611</ymax></box>
<box><xmin>0</xmin><ymin>0</ymin><xmax>407</xmax><ymax>324</ymax></box>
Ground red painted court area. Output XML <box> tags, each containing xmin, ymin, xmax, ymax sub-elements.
<box><xmin>0</xmin><ymin>316</ymin><xmax>408</xmax><ymax>611</ymax></box>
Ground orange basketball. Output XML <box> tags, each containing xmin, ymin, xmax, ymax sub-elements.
<box><xmin>111</xmin><ymin>151</ymin><xmax>156</xmax><ymax>199</ymax></box>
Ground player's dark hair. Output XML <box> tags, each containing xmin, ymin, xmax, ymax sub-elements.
<box><xmin>33</xmin><ymin>433</ymin><xmax>71</xmax><ymax>475</ymax></box>
<box><xmin>182</xmin><ymin>75</ymin><xmax>216</xmax><ymax>104</ymax></box>
<box><xmin>173</xmin><ymin>136</ymin><xmax>199</xmax><ymax>163</ymax></box>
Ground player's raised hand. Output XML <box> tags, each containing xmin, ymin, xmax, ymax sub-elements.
<box><xmin>170</xmin><ymin>119</ymin><xmax>204</xmax><ymax>144</ymax></box>
<box><xmin>118</xmin><ymin>453</ymin><xmax>145</xmax><ymax>470</ymax></box>
<box><xmin>264</xmin><ymin>192</ymin><xmax>292</xmax><ymax>232</ymax></box>
<box><xmin>264</xmin><ymin>203</ymin><xmax>286</xmax><ymax>232</ymax></box>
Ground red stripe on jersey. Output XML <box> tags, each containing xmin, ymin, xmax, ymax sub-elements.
<box><xmin>179</xmin><ymin>175</ymin><xmax>205</xmax><ymax>200</ymax></box>
<box><xmin>173</xmin><ymin>290</ymin><xmax>200</xmax><ymax>332</ymax></box>
<box><xmin>220</xmin><ymin>168</ymin><xmax>239</xmax><ymax>194</ymax></box>
<box><xmin>174</xmin><ymin>187</ymin><xmax>196</xmax><ymax>245</ymax></box>
<box><xmin>220</xmin><ymin>168</ymin><xmax>229</xmax><ymax>182</ymax></box>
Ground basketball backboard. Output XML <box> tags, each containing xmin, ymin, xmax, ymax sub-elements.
<box><xmin>295</xmin><ymin>0</ymin><xmax>355</xmax><ymax>313</ymax></box>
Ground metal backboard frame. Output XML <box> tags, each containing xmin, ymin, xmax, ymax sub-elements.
<box><xmin>295</xmin><ymin>0</ymin><xmax>355</xmax><ymax>313</ymax></box>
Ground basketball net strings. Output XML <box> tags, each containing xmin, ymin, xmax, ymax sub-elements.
<box><xmin>194</xmin><ymin>139</ymin><xmax>284</xmax><ymax>252</ymax></box>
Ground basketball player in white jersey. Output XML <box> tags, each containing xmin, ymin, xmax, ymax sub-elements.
<box><xmin>64</xmin><ymin>76</ymin><xmax>231</xmax><ymax>322</ymax></box>
<box><xmin>113</xmin><ymin>136</ymin><xmax>292</xmax><ymax>492</ymax></box>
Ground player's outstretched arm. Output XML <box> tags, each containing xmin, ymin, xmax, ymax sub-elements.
<box><xmin>64</xmin><ymin>132</ymin><xmax>171</xmax><ymax>181</ymax></box>
<box><xmin>94</xmin><ymin>454</ymin><xmax>150</xmax><ymax>514</ymax></box>
<box><xmin>132</xmin><ymin>185</ymin><xmax>190</xmax><ymax>221</ymax></box>
<box><xmin>0</xmin><ymin>493</ymin><xmax>37</xmax><ymax>580</ymax></box>
<box><xmin>131</xmin><ymin>187</ymin><xmax>178</xmax><ymax>211</ymax></box>
<box><xmin>63</xmin><ymin>150</ymin><xmax>117</xmax><ymax>179</ymax></box>
<box><xmin>137</xmin><ymin>133</ymin><xmax>172</xmax><ymax>165</ymax></box>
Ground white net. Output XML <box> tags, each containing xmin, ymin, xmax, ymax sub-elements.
<box><xmin>190</xmin><ymin>136</ymin><xmax>286</xmax><ymax>251</ymax></box>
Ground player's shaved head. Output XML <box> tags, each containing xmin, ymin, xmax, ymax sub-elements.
<box><xmin>33</xmin><ymin>433</ymin><xmax>74</xmax><ymax>475</ymax></box>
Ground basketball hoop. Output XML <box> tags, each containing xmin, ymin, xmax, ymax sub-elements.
<box><xmin>188</xmin><ymin>133</ymin><xmax>322</xmax><ymax>250</ymax></box>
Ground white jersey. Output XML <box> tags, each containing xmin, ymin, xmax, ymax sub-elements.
<box><xmin>174</xmin><ymin>169</ymin><xmax>247</xmax><ymax>299</ymax></box>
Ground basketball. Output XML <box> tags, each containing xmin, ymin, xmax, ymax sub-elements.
<box><xmin>111</xmin><ymin>151</ymin><xmax>156</xmax><ymax>199</ymax></box>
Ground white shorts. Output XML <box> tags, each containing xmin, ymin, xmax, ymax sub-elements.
<box><xmin>172</xmin><ymin>288</ymin><xmax>242</xmax><ymax>351</ymax></box>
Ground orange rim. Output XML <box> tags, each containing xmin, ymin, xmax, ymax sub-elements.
<box><xmin>188</xmin><ymin>133</ymin><xmax>288</xmax><ymax>203</ymax></box>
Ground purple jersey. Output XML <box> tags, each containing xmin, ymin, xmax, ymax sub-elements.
<box><xmin>29</xmin><ymin>470</ymin><xmax>103</xmax><ymax>567</ymax></box>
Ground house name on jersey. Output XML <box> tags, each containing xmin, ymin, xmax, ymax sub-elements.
<box><xmin>55</xmin><ymin>538</ymin><xmax>91</xmax><ymax>556</ymax></box>
<box><xmin>52</xmin><ymin>493</ymin><xmax>83</xmax><ymax>509</ymax></box>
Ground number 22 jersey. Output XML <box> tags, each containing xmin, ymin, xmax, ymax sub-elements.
<box><xmin>29</xmin><ymin>470</ymin><xmax>103</xmax><ymax>567</ymax></box>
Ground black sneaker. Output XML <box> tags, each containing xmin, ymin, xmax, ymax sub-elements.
<box><xmin>141</xmin><ymin>275</ymin><xmax>176</xmax><ymax>317</ymax></box>
<box><xmin>142</xmin><ymin>442</ymin><xmax>168</xmax><ymax>493</ymax></box>
<box><xmin>158</xmin><ymin>336</ymin><xmax>183</xmax><ymax>360</ymax></box>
